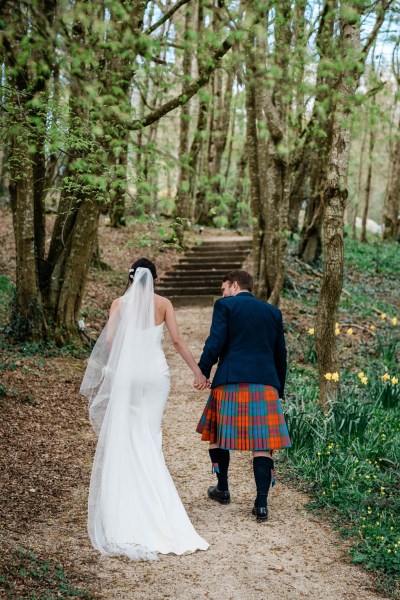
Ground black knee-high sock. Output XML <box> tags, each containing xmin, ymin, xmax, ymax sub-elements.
<box><xmin>253</xmin><ymin>456</ymin><xmax>274</xmax><ymax>508</ymax></box>
<box><xmin>209</xmin><ymin>448</ymin><xmax>230</xmax><ymax>492</ymax></box>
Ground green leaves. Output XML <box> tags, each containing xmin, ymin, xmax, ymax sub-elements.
<box><xmin>285</xmin><ymin>368</ymin><xmax>400</xmax><ymax>580</ymax></box>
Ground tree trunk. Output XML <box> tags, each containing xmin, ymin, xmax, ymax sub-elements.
<box><xmin>260</xmin><ymin>0</ymin><xmax>292</xmax><ymax>304</ymax></box>
<box><xmin>0</xmin><ymin>145</ymin><xmax>10</xmax><ymax>203</ymax></box>
<box><xmin>208</xmin><ymin>69</ymin><xmax>234</xmax><ymax>195</ymax></box>
<box><xmin>109</xmin><ymin>149</ymin><xmax>128</xmax><ymax>228</ymax></box>
<box><xmin>244</xmin><ymin>23</ymin><xmax>263</xmax><ymax>291</ymax></box>
<box><xmin>288</xmin><ymin>0</ymin><xmax>307</xmax><ymax>234</ymax></box>
<box><xmin>1</xmin><ymin>0</ymin><xmax>55</xmax><ymax>339</ymax></box>
<box><xmin>175</xmin><ymin>4</ymin><xmax>193</xmax><ymax>229</ymax></box>
<box><xmin>232</xmin><ymin>146</ymin><xmax>248</xmax><ymax>226</ymax></box>
<box><xmin>9</xmin><ymin>147</ymin><xmax>45</xmax><ymax>339</ymax></box>
<box><xmin>383</xmin><ymin>114</ymin><xmax>400</xmax><ymax>240</ymax></box>
<box><xmin>188</xmin><ymin>99</ymin><xmax>208</xmax><ymax>219</ymax></box>
<box><xmin>353</xmin><ymin>122</ymin><xmax>368</xmax><ymax>239</ymax></box>
<box><xmin>298</xmin><ymin>162</ymin><xmax>325</xmax><ymax>263</ymax></box>
<box><xmin>106</xmin><ymin>0</ymin><xmax>147</xmax><ymax>227</ymax></box>
<box><xmin>298</xmin><ymin>0</ymin><xmax>336</xmax><ymax>263</ymax></box>
<box><xmin>195</xmin><ymin>0</ymin><xmax>235</xmax><ymax>227</ymax></box>
<box><xmin>360</xmin><ymin>107</ymin><xmax>376</xmax><ymax>243</ymax></box>
<box><xmin>315</xmin><ymin>2</ymin><xmax>361</xmax><ymax>409</ymax></box>
<box><xmin>55</xmin><ymin>201</ymin><xmax>101</xmax><ymax>341</ymax></box>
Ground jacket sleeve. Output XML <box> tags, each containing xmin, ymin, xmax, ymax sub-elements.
<box><xmin>198</xmin><ymin>300</ymin><xmax>229</xmax><ymax>378</ymax></box>
<box><xmin>274</xmin><ymin>311</ymin><xmax>287</xmax><ymax>398</ymax></box>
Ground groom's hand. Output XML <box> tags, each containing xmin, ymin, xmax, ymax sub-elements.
<box><xmin>193</xmin><ymin>370</ymin><xmax>208</xmax><ymax>390</ymax></box>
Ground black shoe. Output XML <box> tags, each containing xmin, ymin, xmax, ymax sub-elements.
<box><xmin>207</xmin><ymin>485</ymin><xmax>231</xmax><ymax>504</ymax></box>
<box><xmin>252</xmin><ymin>504</ymin><xmax>268</xmax><ymax>522</ymax></box>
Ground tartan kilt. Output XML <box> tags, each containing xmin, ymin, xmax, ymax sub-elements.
<box><xmin>196</xmin><ymin>383</ymin><xmax>291</xmax><ymax>451</ymax></box>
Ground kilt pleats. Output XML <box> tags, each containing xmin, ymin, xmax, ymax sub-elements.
<box><xmin>196</xmin><ymin>383</ymin><xmax>291</xmax><ymax>451</ymax></box>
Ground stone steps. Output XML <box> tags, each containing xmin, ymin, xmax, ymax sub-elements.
<box><xmin>157</xmin><ymin>237</ymin><xmax>252</xmax><ymax>305</ymax></box>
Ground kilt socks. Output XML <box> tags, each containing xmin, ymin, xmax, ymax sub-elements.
<box><xmin>253</xmin><ymin>456</ymin><xmax>274</xmax><ymax>508</ymax></box>
<box><xmin>208</xmin><ymin>450</ymin><xmax>274</xmax><ymax>508</ymax></box>
<box><xmin>209</xmin><ymin>447</ymin><xmax>230</xmax><ymax>492</ymax></box>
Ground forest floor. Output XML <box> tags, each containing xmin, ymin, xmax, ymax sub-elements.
<box><xmin>0</xmin><ymin>210</ymin><xmax>394</xmax><ymax>599</ymax></box>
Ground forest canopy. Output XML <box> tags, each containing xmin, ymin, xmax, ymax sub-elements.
<box><xmin>0</xmin><ymin>0</ymin><xmax>399</xmax><ymax>404</ymax></box>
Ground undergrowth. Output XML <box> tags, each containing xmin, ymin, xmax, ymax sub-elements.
<box><xmin>0</xmin><ymin>545</ymin><xmax>93</xmax><ymax>599</ymax></box>
<box><xmin>283</xmin><ymin>237</ymin><xmax>400</xmax><ymax>597</ymax></box>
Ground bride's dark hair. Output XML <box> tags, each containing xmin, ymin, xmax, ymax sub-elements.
<box><xmin>126</xmin><ymin>258</ymin><xmax>157</xmax><ymax>288</ymax></box>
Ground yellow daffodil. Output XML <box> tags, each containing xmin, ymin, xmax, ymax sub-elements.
<box><xmin>381</xmin><ymin>373</ymin><xmax>391</xmax><ymax>381</ymax></box>
<box><xmin>347</xmin><ymin>328</ymin><xmax>353</xmax><ymax>335</ymax></box>
<box><xmin>331</xmin><ymin>372</ymin><xmax>339</xmax><ymax>382</ymax></box>
<box><xmin>381</xmin><ymin>313</ymin><xmax>387</xmax><ymax>320</ymax></box>
<box><xmin>392</xmin><ymin>317</ymin><xmax>397</xmax><ymax>326</ymax></box>
<box><xmin>324</xmin><ymin>372</ymin><xmax>332</xmax><ymax>381</ymax></box>
<box><xmin>358</xmin><ymin>372</ymin><xmax>364</xmax><ymax>379</ymax></box>
<box><xmin>335</xmin><ymin>328</ymin><xmax>340</xmax><ymax>335</ymax></box>
<box><xmin>370</xmin><ymin>325</ymin><xmax>376</xmax><ymax>331</ymax></box>
<box><xmin>391</xmin><ymin>377</ymin><xmax>398</xmax><ymax>385</ymax></box>
<box><xmin>361</xmin><ymin>376</ymin><xmax>368</xmax><ymax>385</ymax></box>
<box><xmin>308</xmin><ymin>328</ymin><xmax>315</xmax><ymax>335</ymax></box>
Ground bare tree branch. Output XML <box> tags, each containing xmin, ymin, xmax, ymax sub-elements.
<box><xmin>144</xmin><ymin>0</ymin><xmax>192</xmax><ymax>35</ymax></box>
<box><xmin>129</xmin><ymin>33</ymin><xmax>234</xmax><ymax>130</ymax></box>
<box><xmin>362</xmin><ymin>0</ymin><xmax>395</xmax><ymax>56</ymax></box>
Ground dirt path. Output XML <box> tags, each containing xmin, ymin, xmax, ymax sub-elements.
<box><xmin>19</xmin><ymin>305</ymin><xmax>385</xmax><ymax>600</ymax></box>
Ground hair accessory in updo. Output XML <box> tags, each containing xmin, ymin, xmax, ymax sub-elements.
<box><xmin>126</xmin><ymin>258</ymin><xmax>157</xmax><ymax>289</ymax></box>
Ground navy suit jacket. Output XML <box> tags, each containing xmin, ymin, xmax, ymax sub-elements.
<box><xmin>198</xmin><ymin>292</ymin><xmax>287</xmax><ymax>397</ymax></box>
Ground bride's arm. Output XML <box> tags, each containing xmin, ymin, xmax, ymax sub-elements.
<box><xmin>164</xmin><ymin>299</ymin><xmax>208</xmax><ymax>390</ymax></box>
<box><xmin>106</xmin><ymin>298</ymin><xmax>120</xmax><ymax>347</ymax></box>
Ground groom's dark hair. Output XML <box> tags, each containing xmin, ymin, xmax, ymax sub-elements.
<box><xmin>223</xmin><ymin>270</ymin><xmax>253</xmax><ymax>291</ymax></box>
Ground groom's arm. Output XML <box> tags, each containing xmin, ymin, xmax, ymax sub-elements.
<box><xmin>198</xmin><ymin>299</ymin><xmax>229</xmax><ymax>379</ymax></box>
<box><xmin>274</xmin><ymin>311</ymin><xmax>287</xmax><ymax>398</ymax></box>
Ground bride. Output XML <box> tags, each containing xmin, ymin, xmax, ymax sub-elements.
<box><xmin>80</xmin><ymin>258</ymin><xmax>209</xmax><ymax>560</ymax></box>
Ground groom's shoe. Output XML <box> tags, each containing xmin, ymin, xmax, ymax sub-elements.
<box><xmin>252</xmin><ymin>504</ymin><xmax>268</xmax><ymax>522</ymax></box>
<box><xmin>207</xmin><ymin>485</ymin><xmax>231</xmax><ymax>505</ymax></box>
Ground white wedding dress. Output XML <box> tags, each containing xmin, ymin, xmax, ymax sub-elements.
<box><xmin>80</xmin><ymin>268</ymin><xmax>209</xmax><ymax>560</ymax></box>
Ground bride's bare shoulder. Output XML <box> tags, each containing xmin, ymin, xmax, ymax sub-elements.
<box><xmin>109</xmin><ymin>296</ymin><xmax>122</xmax><ymax>315</ymax></box>
<box><xmin>154</xmin><ymin>293</ymin><xmax>172</xmax><ymax>307</ymax></box>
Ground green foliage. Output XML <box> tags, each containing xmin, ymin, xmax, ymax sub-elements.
<box><xmin>344</xmin><ymin>237</ymin><xmax>400</xmax><ymax>276</ymax></box>
<box><xmin>303</xmin><ymin>332</ymin><xmax>317</xmax><ymax>364</ymax></box>
<box><xmin>283</xmin><ymin>236</ymin><xmax>400</xmax><ymax>592</ymax></box>
<box><xmin>0</xmin><ymin>546</ymin><xmax>93</xmax><ymax>599</ymax></box>
<box><xmin>284</xmin><ymin>368</ymin><xmax>400</xmax><ymax>587</ymax></box>
<box><xmin>0</xmin><ymin>334</ymin><xmax>89</xmax><ymax>365</ymax></box>
<box><xmin>0</xmin><ymin>275</ymin><xmax>14</xmax><ymax>313</ymax></box>
<box><xmin>337</xmin><ymin>237</ymin><xmax>399</xmax><ymax>318</ymax></box>
<box><xmin>4</xmin><ymin>288</ymin><xmax>44</xmax><ymax>343</ymax></box>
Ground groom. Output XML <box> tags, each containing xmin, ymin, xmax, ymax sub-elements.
<box><xmin>196</xmin><ymin>270</ymin><xmax>291</xmax><ymax>521</ymax></box>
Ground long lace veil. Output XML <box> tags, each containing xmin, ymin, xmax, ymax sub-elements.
<box><xmin>80</xmin><ymin>267</ymin><xmax>155</xmax><ymax>434</ymax></box>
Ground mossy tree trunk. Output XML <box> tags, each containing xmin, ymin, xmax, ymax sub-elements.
<box><xmin>2</xmin><ymin>0</ymin><xmax>56</xmax><ymax>339</ymax></box>
<box><xmin>244</xmin><ymin>17</ymin><xmax>264</xmax><ymax>294</ymax></box>
<box><xmin>315</xmin><ymin>1</ymin><xmax>360</xmax><ymax>408</ymax></box>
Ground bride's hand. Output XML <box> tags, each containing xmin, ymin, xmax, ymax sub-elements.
<box><xmin>193</xmin><ymin>369</ymin><xmax>208</xmax><ymax>390</ymax></box>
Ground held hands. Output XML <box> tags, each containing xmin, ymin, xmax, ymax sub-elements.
<box><xmin>193</xmin><ymin>369</ymin><xmax>211</xmax><ymax>390</ymax></box>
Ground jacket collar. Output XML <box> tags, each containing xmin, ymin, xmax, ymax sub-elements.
<box><xmin>236</xmin><ymin>291</ymin><xmax>253</xmax><ymax>297</ymax></box>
